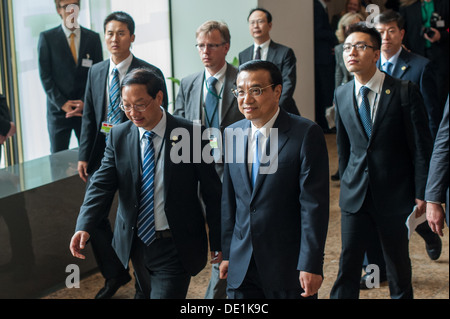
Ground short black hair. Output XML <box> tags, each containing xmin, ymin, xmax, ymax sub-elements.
<box><xmin>248</xmin><ymin>8</ymin><xmax>272</xmax><ymax>23</ymax></box>
<box><xmin>238</xmin><ymin>60</ymin><xmax>282</xmax><ymax>90</ymax></box>
<box><xmin>121</xmin><ymin>68</ymin><xmax>164</xmax><ymax>100</ymax></box>
<box><xmin>375</xmin><ymin>9</ymin><xmax>405</xmax><ymax>30</ymax></box>
<box><xmin>346</xmin><ymin>22</ymin><xmax>382</xmax><ymax>50</ymax></box>
<box><xmin>104</xmin><ymin>11</ymin><xmax>135</xmax><ymax>35</ymax></box>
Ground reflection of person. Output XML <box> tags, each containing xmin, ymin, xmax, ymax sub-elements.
<box><xmin>70</xmin><ymin>68</ymin><xmax>222</xmax><ymax>299</ymax></box>
<box><xmin>38</xmin><ymin>0</ymin><xmax>103</xmax><ymax>153</ymax></box>
<box><xmin>0</xmin><ymin>94</ymin><xmax>15</xmax><ymax>151</ymax></box>
<box><xmin>219</xmin><ymin>60</ymin><xmax>329</xmax><ymax>299</ymax></box>
<box><xmin>426</xmin><ymin>97</ymin><xmax>449</xmax><ymax>236</ymax></box>
<box><xmin>173</xmin><ymin>20</ymin><xmax>243</xmax><ymax>299</ymax></box>
<box><xmin>239</xmin><ymin>8</ymin><xmax>299</xmax><ymax>115</ymax></box>
<box><xmin>330</xmin><ymin>23</ymin><xmax>432</xmax><ymax>299</ymax></box>
<box><xmin>77</xmin><ymin>11</ymin><xmax>168</xmax><ymax>299</ymax></box>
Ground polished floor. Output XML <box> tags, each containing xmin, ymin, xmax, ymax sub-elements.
<box><xmin>43</xmin><ymin>134</ymin><xmax>449</xmax><ymax>299</ymax></box>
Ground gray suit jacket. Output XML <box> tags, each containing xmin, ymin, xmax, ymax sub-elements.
<box><xmin>173</xmin><ymin>63</ymin><xmax>243</xmax><ymax>132</ymax></box>
<box><xmin>239</xmin><ymin>41</ymin><xmax>299</xmax><ymax>115</ymax></box>
<box><xmin>335</xmin><ymin>75</ymin><xmax>433</xmax><ymax>215</ymax></box>
<box><xmin>425</xmin><ymin>97</ymin><xmax>449</xmax><ymax>226</ymax></box>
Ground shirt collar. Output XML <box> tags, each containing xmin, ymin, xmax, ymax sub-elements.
<box><xmin>355</xmin><ymin>68</ymin><xmax>385</xmax><ymax>97</ymax></box>
<box><xmin>381</xmin><ymin>47</ymin><xmax>402</xmax><ymax>67</ymax></box>
<box><xmin>251</xmin><ymin>107</ymin><xmax>280</xmax><ymax>138</ymax></box>
<box><xmin>61</xmin><ymin>22</ymin><xmax>81</xmax><ymax>38</ymax></box>
<box><xmin>138</xmin><ymin>107</ymin><xmax>167</xmax><ymax>141</ymax></box>
<box><xmin>205</xmin><ymin>62</ymin><xmax>227</xmax><ymax>84</ymax></box>
<box><xmin>254</xmin><ymin>39</ymin><xmax>271</xmax><ymax>51</ymax></box>
<box><xmin>109</xmin><ymin>53</ymin><xmax>134</xmax><ymax>77</ymax></box>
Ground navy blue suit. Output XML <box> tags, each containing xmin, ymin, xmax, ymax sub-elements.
<box><xmin>222</xmin><ymin>109</ymin><xmax>329</xmax><ymax>297</ymax></box>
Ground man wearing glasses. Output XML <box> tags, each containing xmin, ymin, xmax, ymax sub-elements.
<box><xmin>173</xmin><ymin>20</ymin><xmax>243</xmax><ymax>299</ymax></box>
<box><xmin>219</xmin><ymin>60</ymin><xmax>329</xmax><ymax>299</ymax></box>
<box><xmin>38</xmin><ymin>0</ymin><xmax>103</xmax><ymax>153</ymax></box>
<box><xmin>77</xmin><ymin>11</ymin><xmax>168</xmax><ymax>299</ymax></box>
<box><xmin>330</xmin><ymin>22</ymin><xmax>433</xmax><ymax>299</ymax></box>
<box><xmin>239</xmin><ymin>8</ymin><xmax>299</xmax><ymax>116</ymax></box>
<box><xmin>71</xmin><ymin>68</ymin><xmax>221</xmax><ymax>299</ymax></box>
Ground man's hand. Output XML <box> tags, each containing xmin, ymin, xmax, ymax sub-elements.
<box><xmin>415</xmin><ymin>198</ymin><xmax>426</xmax><ymax>217</ymax></box>
<box><xmin>62</xmin><ymin>100</ymin><xmax>84</xmax><ymax>118</ymax></box>
<box><xmin>219</xmin><ymin>260</ymin><xmax>229</xmax><ymax>279</ymax></box>
<box><xmin>69</xmin><ymin>231</ymin><xmax>90</xmax><ymax>259</ymax></box>
<box><xmin>424</xmin><ymin>27</ymin><xmax>441</xmax><ymax>43</ymax></box>
<box><xmin>299</xmin><ymin>271</ymin><xmax>323</xmax><ymax>297</ymax></box>
<box><xmin>427</xmin><ymin>202</ymin><xmax>445</xmax><ymax>237</ymax></box>
<box><xmin>0</xmin><ymin>122</ymin><xmax>16</xmax><ymax>144</ymax></box>
<box><xmin>210</xmin><ymin>251</ymin><xmax>223</xmax><ymax>264</ymax></box>
<box><xmin>78</xmin><ymin>161</ymin><xmax>89</xmax><ymax>182</ymax></box>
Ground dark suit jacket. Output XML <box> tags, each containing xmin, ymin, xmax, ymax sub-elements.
<box><xmin>221</xmin><ymin>109</ymin><xmax>329</xmax><ymax>290</ymax></box>
<box><xmin>38</xmin><ymin>25</ymin><xmax>103</xmax><ymax>122</ymax></box>
<box><xmin>173</xmin><ymin>63</ymin><xmax>243</xmax><ymax>132</ymax></box>
<box><xmin>239</xmin><ymin>42</ymin><xmax>299</xmax><ymax>115</ymax></box>
<box><xmin>335</xmin><ymin>75</ymin><xmax>433</xmax><ymax>215</ymax></box>
<box><xmin>313</xmin><ymin>0</ymin><xmax>338</xmax><ymax>65</ymax></box>
<box><xmin>425</xmin><ymin>97</ymin><xmax>449</xmax><ymax>226</ymax></box>
<box><xmin>377</xmin><ymin>49</ymin><xmax>441</xmax><ymax>138</ymax></box>
<box><xmin>400</xmin><ymin>0</ymin><xmax>449</xmax><ymax>57</ymax></box>
<box><xmin>75</xmin><ymin>113</ymin><xmax>222</xmax><ymax>276</ymax></box>
<box><xmin>78</xmin><ymin>56</ymin><xmax>168</xmax><ymax>174</ymax></box>
<box><xmin>0</xmin><ymin>94</ymin><xmax>10</xmax><ymax>136</ymax></box>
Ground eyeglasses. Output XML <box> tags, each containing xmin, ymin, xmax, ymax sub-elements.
<box><xmin>232</xmin><ymin>84</ymin><xmax>274</xmax><ymax>99</ymax></box>
<box><xmin>343</xmin><ymin>42</ymin><xmax>376</xmax><ymax>53</ymax></box>
<box><xmin>249</xmin><ymin>19</ymin><xmax>267</xmax><ymax>26</ymax></box>
<box><xmin>59</xmin><ymin>3</ymin><xmax>79</xmax><ymax>10</ymax></box>
<box><xmin>195</xmin><ymin>43</ymin><xmax>226</xmax><ymax>52</ymax></box>
<box><xmin>119</xmin><ymin>100</ymin><xmax>152</xmax><ymax>113</ymax></box>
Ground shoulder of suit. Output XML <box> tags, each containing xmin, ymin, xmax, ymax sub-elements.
<box><xmin>40</xmin><ymin>25</ymin><xmax>62</xmax><ymax>37</ymax></box>
<box><xmin>180</xmin><ymin>71</ymin><xmax>203</xmax><ymax>85</ymax></box>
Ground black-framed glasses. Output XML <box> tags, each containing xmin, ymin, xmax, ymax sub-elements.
<box><xmin>195</xmin><ymin>43</ymin><xmax>226</xmax><ymax>52</ymax></box>
<box><xmin>232</xmin><ymin>84</ymin><xmax>274</xmax><ymax>99</ymax></box>
<box><xmin>343</xmin><ymin>42</ymin><xmax>376</xmax><ymax>53</ymax></box>
<box><xmin>119</xmin><ymin>100</ymin><xmax>152</xmax><ymax>113</ymax></box>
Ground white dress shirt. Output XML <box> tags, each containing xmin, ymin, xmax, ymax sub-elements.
<box><xmin>354</xmin><ymin>68</ymin><xmax>385</xmax><ymax>123</ymax></box>
<box><xmin>138</xmin><ymin>107</ymin><xmax>169</xmax><ymax>231</ymax></box>
<box><xmin>202</xmin><ymin>63</ymin><xmax>227</xmax><ymax>126</ymax></box>
<box><xmin>253</xmin><ymin>39</ymin><xmax>271</xmax><ymax>61</ymax></box>
<box><xmin>247</xmin><ymin>107</ymin><xmax>280</xmax><ymax>176</ymax></box>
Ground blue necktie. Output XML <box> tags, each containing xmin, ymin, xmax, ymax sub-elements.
<box><xmin>137</xmin><ymin>131</ymin><xmax>156</xmax><ymax>246</ymax></box>
<box><xmin>205</xmin><ymin>77</ymin><xmax>219</xmax><ymax>129</ymax></box>
<box><xmin>108</xmin><ymin>68</ymin><xmax>121</xmax><ymax>125</ymax></box>
<box><xmin>383</xmin><ymin>61</ymin><xmax>393</xmax><ymax>76</ymax></box>
<box><xmin>359</xmin><ymin>86</ymin><xmax>372</xmax><ymax>139</ymax></box>
<box><xmin>251</xmin><ymin>130</ymin><xmax>262</xmax><ymax>187</ymax></box>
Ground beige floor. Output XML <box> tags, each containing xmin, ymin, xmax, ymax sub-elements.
<box><xmin>43</xmin><ymin>134</ymin><xmax>449</xmax><ymax>299</ymax></box>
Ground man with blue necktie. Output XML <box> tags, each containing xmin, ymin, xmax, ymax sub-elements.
<box><xmin>330</xmin><ymin>22</ymin><xmax>433</xmax><ymax>299</ymax></box>
<box><xmin>70</xmin><ymin>68</ymin><xmax>221</xmax><ymax>299</ymax></box>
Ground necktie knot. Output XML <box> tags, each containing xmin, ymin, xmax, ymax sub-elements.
<box><xmin>360</xmin><ymin>85</ymin><xmax>370</xmax><ymax>97</ymax></box>
<box><xmin>208</xmin><ymin>76</ymin><xmax>218</xmax><ymax>88</ymax></box>
<box><xmin>383</xmin><ymin>61</ymin><xmax>393</xmax><ymax>75</ymax></box>
<box><xmin>254</xmin><ymin>46</ymin><xmax>261</xmax><ymax>60</ymax></box>
<box><xmin>144</xmin><ymin>131</ymin><xmax>155</xmax><ymax>141</ymax></box>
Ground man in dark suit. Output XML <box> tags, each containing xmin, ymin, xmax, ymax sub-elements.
<box><xmin>219</xmin><ymin>60</ymin><xmax>329</xmax><ymax>299</ymax></box>
<box><xmin>330</xmin><ymin>22</ymin><xmax>433</xmax><ymax>299</ymax></box>
<box><xmin>358</xmin><ymin>10</ymin><xmax>442</xmax><ymax>289</ymax></box>
<box><xmin>70</xmin><ymin>68</ymin><xmax>221</xmax><ymax>299</ymax></box>
<box><xmin>426</xmin><ymin>96</ymin><xmax>449</xmax><ymax>235</ymax></box>
<box><xmin>77</xmin><ymin>11</ymin><xmax>168</xmax><ymax>299</ymax></box>
<box><xmin>313</xmin><ymin>0</ymin><xmax>338</xmax><ymax>132</ymax></box>
<box><xmin>238</xmin><ymin>8</ymin><xmax>299</xmax><ymax>116</ymax></box>
<box><xmin>400</xmin><ymin>0</ymin><xmax>449</xmax><ymax>113</ymax></box>
<box><xmin>173</xmin><ymin>20</ymin><xmax>243</xmax><ymax>299</ymax></box>
<box><xmin>38</xmin><ymin>0</ymin><xmax>103</xmax><ymax>153</ymax></box>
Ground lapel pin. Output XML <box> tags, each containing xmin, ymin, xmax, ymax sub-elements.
<box><xmin>171</xmin><ymin>136</ymin><xmax>178</xmax><ymax>141</ymax></box>
<box><xmin>401</xmin><ymin>66</ymin><xmax>406</xmax><ymax>71</ymax></box>
<box><xmin>385</xmin><ymin>89</ymin><xmax>391</xmax><ymax>95</ymax></box>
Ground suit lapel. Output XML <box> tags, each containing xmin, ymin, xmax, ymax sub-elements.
<box><xmin>220</xmin><ymin>64</ymin><xmax>235</xmax><ymax>125</ymax></box>
<box><xmin>251</xmin><ymin>109</ymin><xmax>290</xmax><ymax>199</ymax></box>
<box><xmin>370</xmin><ymin>75</ymin><xmax>395</xmax><ymax>143</ymax></box>
<box><xmin>78</xmin><ymin>27</ymin><xmax>88</xmax><ymax>64</ymax></box>
<box><xmin>163</xmin><ymin>113</ymin><xmax>177</xmax><ymax>201</ymax></box>
<box><xmin>392</xmin><ymin>51</ymin><xmax>410</xmax><ymax>79</ymax></box>
<box><xmin>128</xmin><ymin>124</ymin><xmax>141</xmax><ymax>199</ymax></box>
<box><xmin>95</xmin><ymin>60</ymin><xmax>110</xmax><ymax>127</ymax></box>
<box><xmin>267</xmin><ymin>41</ymin><xmax>278</xmax><ymax>62</ymax></box>
<box><xmin>343</xmin><ymin>82</ymin><xmax>369</xmax><ymax>141</ymax></box>
<box><xmin>56</xmin><ymin>26</ymin><xmax>76</xmax><ymax>66</ymax></box>
<box><xmin>192</xmin><ymin>72</ymin><xmax>204</xmax><ymax>121</ymax></box>
<box><xmin>236</xmin><ymin>121</ymin><xmax>252</xmax><ymax>196</ymax></box>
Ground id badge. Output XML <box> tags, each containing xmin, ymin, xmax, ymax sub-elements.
<box><xmin>82</xmin><ymin>58</ymin><xmax>93</xmax><ymax>68</ymax></box>
<box><xmin>209</xmin><ymin>136</ymin><xmax>218</xmax><ymax>149</ymax></box>
<box><xmin>101</xmin><ymin>122</ymin><xmax>114</xmax><ymax>134</ymax></box>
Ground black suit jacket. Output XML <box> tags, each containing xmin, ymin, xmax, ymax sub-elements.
<box><xmin>38</xmin><ymin>25</ymin><xmax>103</xmax><ymax>122</ymax></box>
<box><xmin>0</xmin><ymin>94</ymin><xmax>10</xmax><ymax>136</ymax></box>
<box><xmin>221</xmin><ymin>109</ymin><xmax>329</xmax><ymax>290</ymax></box>
<box><xmin>377</xmin><ymin>49</ymin><xmax>441</xmax><ymax>138</ymax></box>
<box><xmin>78</xmin><ymin>56</ymin><xmax>168</xmax><ymax>174</ymax></box>
<box><xmin>335</xmin><ymin>74</ymin><xmax>433</xmax><ymax>215</ymax></box>
<box><xmin>239</xmin><ymin>41</ymin><xmax>299</xmax><ymax>115</ymax></box>
<box><xmin>75</xmin><ymin>113</ymin><xmax>222</xmax><ymax>275</ymax></box>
